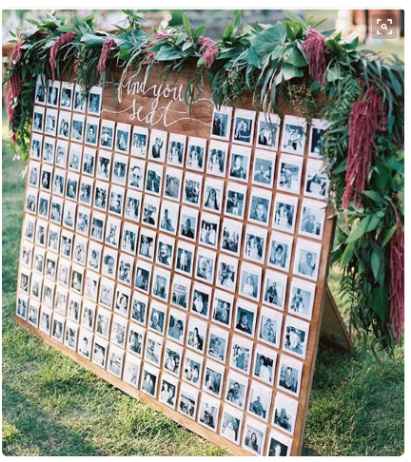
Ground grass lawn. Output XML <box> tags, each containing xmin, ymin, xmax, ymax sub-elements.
<box><xmin>2</xmin><ymin>136</ymin><xmax>404</xmax><ymax>456</ymax></box>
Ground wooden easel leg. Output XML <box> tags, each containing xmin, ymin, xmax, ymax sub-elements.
<box><xmin>319</xmin><ymin>285</ymin><xmax>352</xmax><ymax>352</ymax></box>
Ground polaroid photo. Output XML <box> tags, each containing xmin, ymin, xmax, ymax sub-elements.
<box><xmin>95</xmin><ymin>306</ymin><xmax>112</xmax><ymax>339</ymax></box>
<box><xmin>51</xmin><ymin>315</ymin><xmax>65</xmax><ymax>343</ymax></box>
<box><xmin>35</xmin><ymin>220</ymin><xmax>48</xmax><ymax>247</ymax></box>
<box><xmin>121</xmin><ymin>222</ymin><xmax>139</xmax><ymax>255</ymax></box>
<box><xmin>92</xmin><ymin>337</ymin><xmax>108</xmax><ymax>369</ymax></box>
<box><xmin>304</xmin><ymin>158</ymin><xmax>330</xmax><ymax>200</ymax></box>
<box><xmin>186</xmin><ymin>316</ymin><xmax>207</xmax><ymax>353</ymax></box>
<box><xmin>33</xmin><ymin>247</ymin><xmax>45</xmax><ymax>274</ymax></box>
<box><xmin>114</xmin><ymin>285</ymin><xmax>131</xmax><ymax>318</ymax></box>
<box><xmin>87</xmin><ymin>85</ymin><xmax>102</xmax><ymax>116</ymax></box>
<box><xmin>128</xmin><ymin>158</ymin><xmax>146</xmax><ymax>191</ymax></box>
<box><xmin>207</xmin><ymin>140</ymin><xmax>229</xmax><ymax>177</ymax></box>
<box><xmin>248</xmin><ymin>381</ymin><xmax>272</xmax><ymax>422</ymax></box>
<box><xmin>175</xmin><ymin>241</ymin><xmax>194</xmax><ymax>276</ymax></box>
<box><xmin>253</xmin><ymin>149</ymin><xmax>276</xmax><ymax>188</ymax></box>
<box><xmin>50</xmin><ymin>197</ymin><xmax>63</xmax><ymax>224</ymax></box>
<box><xmin>160</xmin><ymin>373</ymin><xmax>179</xmax><ymax>409</ymax></box>
<box><xmin>232</xmin><ymin>108</ymin><xmax>256</xmax><ymax>145</ymax></box>
<box><xmin>248</xmin><ymin>187</ymin><xmax>272</xmax><ymax>226</ymax></box>
<box><xmin>242</xmin><ymin>417</ymin><xmax>266</xmax><ymax>455</ymax></box>
<box><xmin>31</xmin><ymin>274</ymin><xmax>44</xmax><ymax>301</ymax></box>
<box><xmin>198</xmin><ymin>394</ymin><xmax>220</xmax><ymax>432</ymax></box>
<box><xmin>191</xmin><ymin>282</ymin><xmax>212</xmax><ymax>318</ymax></box>
<box><xmin>27</xmin><ymin>301</ymin><xmax>40</xmax><ymax>327</ymax></box>
<box><xmin>23</xmin><ymin>216</ymin><xmax>36</xmax><ymax>242</ymax></box>
<box><xmin>156</xmin><ymin>234</ymin><xmax>175</xmax><ymax>268</ymax></box>
<box><xmin>115</xmin><ymin>122</ymin><xmax>131</xmax><ymax>154</ymax></box>
<box><xmin>76</xmin><ymin>206</ymin><xmax>91</xmax><ymax>236</ymax></box>
<box><xmin>99</xmin><ymin>119</ymin><xmax>115</xmax><ymax>149</ymax></box>
<box><xmin>225</xmin><ymin>369</ymin><xmax>248</xmax><ymax>410</ymax></box>
<box><xmin>108</xmin><ymin>185</ymin><xmax>125</xmax><ymax>216</ymax></box>
<box><xmin>164</xmin><ymin>167</ymin><xmax>182</xmax><ymax>201</ymax></box>
<box><xmin>289</xmin><ymin>277</ymin><xmax>315</xmax><ymax>321</ymax></box>
<box><xmin>145</xmin><ymin>162</ymin><xmax>163</xmax><ymax>196</ymax></box>
<box><xmin>195</xmin><ymin>249</ymin><xmax>216</xmax><ymax>284</ymax></box>
<box><xmin>263</xmin><ymin>270</ymin><xmax>287</xmax><ymax>310</ymax></box>
<box><xmin>253</xmin><ymin>344</ymin><xmax>277</xmax><ymax>386</ymax></box>
<box><xmin>277</xmin><ymin>153</ymin><xmax>303</xmax><ymax>194</ymax></box>
<box><xmin>138</xmin><ymin>228</ymin><xmax>156</xmax><ymax>261</ymax></box>
<box><xmin>111</xmin><ymin>315</ymin><xmax>127</xmax><ymax>349</ymax></box>
<box><xmin>94</xmin><ymin>181</ymin><xmax>108</xmax><ymax>211</ymax></box>
<box><xmin>125</xmin><ymin>190</ymin><xmax>142</xmax><ymax>223</ymax></box>
<box><xmin>210</xmin><ymin>105</ymin><xmax>232</xmax><ymax>141</ymax></box>
<box><xmin>134</xmin><ymin>260</ymin><xmax>152</xmax><ymax>294</ymax></box>
<box><xmin>99</xmin><ymin>278</ymin><xmax>116</xmax><ymax>309</ymax></box>
<box><xmin>152</xmin><ymin>268</ymin><xmax>171</xmax><ymax>303</ymax></box>
<box><xmin>73</xmin><ymin>84</ymin><xmax>87</xmax><ymax>113</ymax></box>
<box><xmin>225</xmin><ymin>182</ymin><xmax>247</xmax><ymax>220</ymax></box>
<box><xmin>81</xmin><ymin>147</ymin><xmax>96</xmax><ymax>177</ymax></box>
<box><xmin>127</xmin><ymin>322</ymin><xmax>145</xmax><ymax>357</ymax></box>
<box><xmin>244</xmin><ymin>225</ymin><xmax>267</xmax><ymax>264</ymax></box>
<box><xmin>30</xmin><ymin>133</ymin><xmax>43</xmax><ymax>160</ymax></box>
<box><xmin>64</xmin><ymin>322</ymin><xmax>79</xmax><ymax>351</ymax></box>
<box><xmin>171</xmin><ymin>274</ymin><xmax>191</xmax><ymax>310</ymax></box>
<box><xmin>178</xmin><ymin>383</ymin><xmax>199</xmax><ymax>420</ymax></box>
<box><xmin>267</xmin><ymin>430</ymin><xmax>292</xmax><ymax>456</ymax></box>
<box><xmin>283</xmin><ymin>313</ymin><xmax>310</xmax><ymax>360</ymax></box>
<box><xmin>20</xmin><ymin>242</ymin><xmax>33</xmax><ymax>269</ymax></box>
<box><xmin>76</xmin><ymin>178</ymin><xmax>90</xmax><ymax>206</ymax></box>
<box><xmin>42</xmin><ymin>136</ymin><xmax>55</xmax><ymax>164</ymax></box>
<box><xmin>107</xmin><ymin>345</ymin><xmax>124</xmax><ymax>378</ymax></box>
<box><xmin>239</xmin><ymin>262</ymin><xmax>261</xmax><ymax>302</ymax></box>
<box><xmin>256</xmin><ymin>111</ymin><xmax>280</xmax><ymax>150</ymax></box>
<box><xmin>67</xmin><ymin>293</ymin><xmax>82</xmax><ymax>323</ymax></box>
<box><xmin>130</xmin><ymin>291</ymin><xmax>148</xmax><ymax>325</ymax></box>
<box><xmin>207</xmin><ymin>326</ymin><xmax>229</xmax><ymax>363</ymax></box>
<box><xmin>39</xmin><ymin>307</ymin><xmax>52</xmax><ymax>335</ymax></box>
<box><xmin>230</xmin><ymin>334</ymin><xmax>253</xmax><ymax>375</ymax></box>
<box><xmin>235</xmin><ymin>299</ymin><xmax>257</xmax><ymax>337</ymax></box>
<box><xmin>83</xmin><ymin>270</ymin><xmax>100</xmax><ymax>301</ymax></box>
<box><xmin>272</xmin><ymin>193</ymin><xmax>298</xmax><ymax>234</ymax></box>
<box><xmin>47</xmin><ymin>225</ymin><xmax>61</xmax><ymax>253</ymax></box>
<box><xmin>59</xmin><ymin>81</ymin><xmax>73</xmax><ymax>109</ymax></box>
<box><xmin>203</xmin><ymin>177</ymin><xmax>223</xmax><ymax>213</ymax></box>
<box><xmin>32</xmin><ymin>106</ymin><xmax>45</xmax><ymax>133</ymax></box>
<box><xmin>183</xmin><ymin>172</ymin><xmax>202</xmax><ymax>207</ymax></box>
<box><xmin>212</xmin><ymin>290</ymin><xmax>233</xmax><ymax>328</ymax></box>
<box><xmin>186</xmin><ymin>136</ymin><xmax>206</xmax><ymax>171</ymax></box>
<box><xmin>34</xmin><ymin>75</ymin><xmax>46</xmax><ymax>104</ymax></box>
<box><xmin>66</xmin><ymin>172</ymin><xmax>79</xmax><ymax>203</ymax></box>
<box><xmin>142</xmin><ymin>195</ymin><xmax>160</xmax><ymax>228</ymax></box>
<box><xmin>40</xmin><ymin>164</ymin><xmax>52</xmax><ymax>191</ymax></box>
<box><xmin>112</xmin><ymin>153</ymin><xmax>129</xmax><ymax>186</ymax></box>
<box><xmin>293</xmin><ymin>238</ymin><xmax>322</xmax><ymax>281</ymax></box>
<box><xmin>57</xmin><ymin>111</ymin><xmax>71</xmax><ymax>140</ymax></box>
<box><xmin>268</xmin><ymin>231</ymin><xmax>293</xmax><ymax>272</ymax></box>
<box><xmin>199</xmin><ymin>212</ymin><xmax>219</xmax><ymax>249</ymax></box>
<box><xmin>57</xmin><ymin>259</ymin><xmax>71</xmax><ymax>289</ymax></box>
<box><xmin>167</xmin><ymin>133</ymin><xmax>186</xmax><ymax>166</ymax></box>
<box><xmin>68</xmin><ymin>143</ymin><xmax>82</xmax><ymax>172</ymax></box>
<box><xmin>273</xmin><ymin>392</ymin><xmax>298</xmax><ymax>435</ymax></box>
<box><xmin>258</xmin><ymin>306</ymin><xmax>283</xmax><ymax>348</ymax></box>
<box><xmin>179</xmin><ymin>206</ymin><xmax>198</xmax><ymax>241</ymax></box>
<box><xmin>117</xmin><ymin>253</ymin><xmax>134</xmax><ymax>286</ymax></box>
<box><xmin>60</xmin><ymin>230</ymin><xmax>74</xmax><ymax>259</ymax></box>
<box><xmin>144</xmin><ymin>332</ymin><xmax>163</xmax><ymax>367</ymax></box>
<box><xmin>73</xmin><ymin>235</ymin><xmax>87</xmax><ymax>265</ymax></box>
<box><xmin>159</xmin><ymin>200</ymin><xmax>179</xmax><ymax>235</ymax></box>
<box><xmin>203</xmin><ymin>359</ymin><xmax>225</xmax><ymax>398</ymax></box>
<box><xmin>309</xmin><ymin>118</ymin><xmax>330</xmax><ymax>157</ymax></box>
<box><xmin>167</xmin><ymin>308</ymin><xmax>186</xmax><ymax>344</ymax></box>
<box><xmin>163</xmin><ymin>341</ymin><xmax>183</xmax><ymax>376</ymax></box>
<box><xmin>123</xmin><ymin>354</ymin><xmax>141</xmax><ymax>388</ymax></box>
<box><xmin>183</xmin><ymin>350</ymin><xmax>203</xmax><ymax>387</ymax></box>
<box><xmin>229</xmin><ymin>145</ymin><xmax>251</xmax><ymax>182</ymax></box>
<box><xmin>19</xmin><ymin>271</ymin><xmax>30</xmax><ymax>295</ymax></box>
<box><xmin>44</xmin><ymin>108</ymin><xmax>58</xmax><ymax>136</ymax></box>
<box><xmin>281</xmin><ymin>115</ymin><xmax>307</xmax><ymax>156</ymax></box>
<box><xmin>131</xmin><ymin>126</ymin><xmax>149</xmax><ymax>157</ymax></box>
<box><xmin>85</xmin><ymin>116</ymin><xmax>100</xmax><ymax>146</ymax></box>
<box><xmin>71</xmin><ymin>113</ymin><xmax>85</xmax><ymax>143</ymax></box>
<box><xmin>54</xmin><ymin>287</ymin><xmax>67</xmax><ymax>315</ymax></box>
<box><xmin>221</xmin><ymin>404</ymin><xmax>243</xmax><ymax>445</ymax></box>
<box><xmin>299</xmin><ymin>198</ymin><xmax>326</xmax><ymax>240</ymax></box>
<box><xmin>216</xmin><ymin>254</ymin><xmax>238</xmax><ymax>293</ymax></box>
<box><xmin>220</xmin><ymin>218</ymin><xmax>242</xmax><ymax>257</ymax></box>
<box><xmin>277</xmin><ymin>354</ymin><xmax>303</xmax><ymax>397</ymax></box>
<box><xmin>47</xmin><ymin>80</ymin><xmax>60</xmax><ymax>107</ymax></box>
<box><xmin>149</xmin><ymin>129</ymin><xmax>167</xmax><ymax>162</ymax></box>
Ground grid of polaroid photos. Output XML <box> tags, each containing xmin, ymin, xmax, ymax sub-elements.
<box><xmin>16</xmin><ymin>75</ymin><xmax>331</xmax><ymax>456</ymax></box>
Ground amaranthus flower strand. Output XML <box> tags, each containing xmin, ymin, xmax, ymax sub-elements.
<box><xmin>97</xmin><ymin>38</ymin><xmax>117</xmax><ymax>75</ymax></box>
<box><xmin>302</xmin><ymin>27</ymin><xmax>327</xmax><ymax>83</ymax></box>
<box><xmin>198</xmin><ymin>36</ymin><xmax>218</xmax><ymax>68</ymax></box>
<box><xmin>49</xmin><ymin>32</ymin><xmax>76</xmax><ymax>80</ymax></box>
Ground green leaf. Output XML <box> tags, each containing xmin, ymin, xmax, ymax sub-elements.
<box><xmin>371</xmin><ymin>247</ymin><xmax>383</xmax><ymax>281</ymax></box>
<box><xmin>247</xmin><ymin>46</ymin><xmax>262</xmax><ymax>68</ymax></box>
<box><xmin>182</xmin><ymin>14</ymin><xmax>192</xmax><ymax>37</ymax></box>
<box><xmin>283</xmin><ymin>45</ymin><xmax>307</xmax><ymax>67</ymax></box>
<box><xmin>154</xmin><ymin>46</ymin><xmax>184</xmax><ymax>61</ymax></box>
<box><xmin>346</xmin><ymin>216</ymin><xmax>371</xmax><ymax>243</ymax></box>
<box><xmin>370</xmin><ymin>286</ymin><xmax>388</xmax><ymax>321</ymax></box>
<box><xmin>382</xmin><ymin>223</ymin><xmax>398</xmax><ymax>247</ymax></box>
<box><xmin>326</xmin><ymin>64</ymin><xmax>341</xmax><ymax>82</ymax></box>
<box><xmin>361</xmin><ymin>190</ymin><xmax>382</xmax><ymax>203</ymax></box>
<box><xmin>253</xmin><ymin>23</ymin><xmax>287</xmax><ymax>56</ymax></box>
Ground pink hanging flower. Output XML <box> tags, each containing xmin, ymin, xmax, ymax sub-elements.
<box><xmin>302</xmin><ymin>27</ymin><xmax>328</xmax><ymax>83</ymax></box>
<box><xmin>97</xmin><ymin>38</ymin><xmax>117</xmax><ymax>75</ymax></box>
<box><xmin>155</xmin><ymin>31</ymin><xmax>171</xmax><ymax>41</ymax></box>
<box><xmin>11</xmin><ymin>41</ymin><xmax>23</xmax><ymax>66</ymax></box>
<box><xmin>49</xmin><ymin>32</ymin><xmax>76</xmax><ymax>80</ymax></box>
<box><xmin>7</xmin><ymin>42</ymin><xmax>24</xmax><ymax>141</ymax></box>
<box><xmin>198</xmin><ymin>36</ymin><xmax>218</xmax><ymax>68</ymax></box>
<box><xmin>389</xmin><ymin>224</ymin><xmax>404</xmax><ymax>342</ymax></box>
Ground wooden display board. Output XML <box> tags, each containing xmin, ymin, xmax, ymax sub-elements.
<box><xmin>15</xmin><ymin>65</ymin><xmax>336</xmax><ymax>456</ymax></box>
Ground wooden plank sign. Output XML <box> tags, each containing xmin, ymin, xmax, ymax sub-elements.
<box><xmin>16</xmin><ymin>66</ymin><xmax>335</xmax><ymax>456</ymax></box>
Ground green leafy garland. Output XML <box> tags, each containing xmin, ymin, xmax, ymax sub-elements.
<box><xmin>4</xmin><ymin>11</ymin><xmax>404</xmax><ymax>352</ymax></box>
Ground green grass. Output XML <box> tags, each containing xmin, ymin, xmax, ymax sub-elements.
<box><xmin>2</xmin><ymin>136</ymin><xmax>404</xmax><ymax>456</ymax></box>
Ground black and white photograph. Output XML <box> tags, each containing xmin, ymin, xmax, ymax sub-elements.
<box><xmin>230</xmin><ymin>335</ymin><xmax>252</xmax><ymax>375</ymax></box>
<box><xmin>164</xmin><ymin>167</ymin><xmax>181</xmax><ymax>200</ymax></box>
<box><xmin>81</xmin><ymin>301</ymin><xmax>96</xmax><ymax>331</ymax></box>
<box><xmin>273</xmin><ymin>392</ymin><xmax>298</xmax><ymax>435</ymax></box>
<box><xmin>163</xmin><ymin>343</ymin><xmax>182</xmax><ymax>376</ymax></box>
<box><xmin>109</xmin><ymin>185</ymin><xmax>125</xmax><ymax>216</ymax></box>
<box><xmin>82</xmin><ymin>147</ymin><xmax>96</xmax><ymax>176</ymax></box>
<box><xmin>230</xmin><ymin>144</ymin><xmax>252</xmax><ymax>181</ymax></box>
<box><xmin>225</xmin><ymin>183</ymin><xmax>246</xmax><ymax>219</ymax></box>
<box><xmin>50</xmin><ymin>197</ymin><xmax>63</xmax><ymax>224</ymax></box>
<box><xmin>100</xmin><ymin>120</ymin><xmax>115</xmax><ymax>150</ymax></box>
<box><xmin>73</xmin><ymin>84</ymin><xmax>87</xmax><ymax>112</ymax></box>
<box><xmin>186</xmin><ymin>137</ymin><xmax>206</xmax><ymax>171</ymax></box>
<box><xmin>263</xmin><ymin>270</ymin><xmax>287</xmax><ymax>310</ymax></box>
<box><xmin>159</xmin><ymin>201</ymin><xmax>179</xmax><ymax>235</ymax></box>
<box><xmin>92</xmin><ymin>338</ymin><xmax>108</xmax><ymax>368</ymax></box>
<box><xmin>299</xmin><ymin>199</ymin><xmax>326</xmax><ymax>239</ymax></box>
<box><xmin>142</xmin><ymin>195</ymin><xmax>160</xmax><ymax>228</ymax></box>
<box><xmin>87</xmin><ymin>241</ymin><xmax>102</xmax><ymax>272</ymax></box>
<box><xmin>225</xmin><ymin>371</ymin><xmax>248</xmax><ymax>409</ymax></box>
<box><xmin>175</xmin><ymin>241</ymin><xmax>194</xmax><ymax>276</ymax></box>
<box><xmin>258</xmin><ymin>306</ymin><xmax>283</xmax><ymax>348</ymax></box>
<box><xmin>267</xmin><ymin>430</ymin><xmax>292</xmax><ymax>456</ymax></box>
<box><xmin>273</xmin><ymin>194</ymin><xmax>298</xmax><ymax>234</ymax></box>
<box><xmin>283</xmin><ymin>315</ymin><xmax>310</xmax><ymax>359</ymax></box>
<box><xmin>134</xmin><ymin>260</ymin><xmax>152</xmax><ymax>293</ymax></box>
<box><xmin>107</xmin><ymin>345</ymin><xmax>124</xmax><ymax>377</ymax></box>
<box><xmin>121</xmin><ymin>222</ymin><xmax>139</xmax><ymax>255</ymax></box>
<box><xmin>207</xmin><ymin>140</ymin><xmax>228</xmax><ymax>177</ymax></box>
<box><xmin>85</xmin><ymin>117</ymin><xmax>100</xmax><ymax>146</ymax></box>
<box><xmin>232</xmin><ymin>108</ymin><xmax>255</xmax><ymax>145</ymax></box>
<box><xmin>149</xmin><ymin>129</ymin><xmax>167</xmax><ymax>162</ymax></box>
<box><xmin>138</xmin><ymin>228</ymin><xmax>156</xmax><ymax>260</ymax></box>
<box><xmin>127</xmin><ymin>323</ymin><xmax>145</xmax><ymax>356</ymax></box>
<box><xmin>101</xmin><ymin>247</ymin><xmax>117</xmax><ymax>278</ymax></box>
<box><xmin>242</xmin><ymin>418</ymin><xmax>265</xmax><ymax>455</ymax></box>
<box><xmin>141</xmin><ymin>365</ymin><xmax>159</xmax><ymax>397</ymax></box>
<box><xmin>61</xmin><ymin>231</ymin><xmax>74</xmax><ymax>259</ymax></box>
<box><xmin>179</xmin><ymin>207</ymin><xmax>198</xmax><ymax>241</ymax></box>
<box><xmin>96</xmin><ymin>150</ymin><xmax>111</xmax><ymax>181</ymax></box>
<box><xmin>105</xmin><ymin>216</ymin><xmax>121</xmax><ymax>248</ymax></box>
<box><xmin>304</xmin><ymin>159</ymin><xmax>330</xmax><ymax>200</ymax></box>
<box><xmin>171</xmin><ymin>275</ymin><xmax>190</xmax><ymax>310</ymax></box>
<box><xmin>117</xmin><ymin>253</ymin><xmax>133</xmax><ymax>286</ymax></box>
<box><xmin>60</xmin><ymin>81</ymin><xmax>73</xmax><ymax>109</ymax></box>
<box><xmin>130</xmin><ymin>292</ymin><xmax>148</xmax><ymax>325</ymax></box>
<box><xmin>256</xmin><ymin>112</ymin><xmax>280</xmax><ymax>150</ymax></box>
<box><xmin>216</xmin><ymin>254</ymin><xmax>237</xmax><ymax>292</ymax></box>
<box><xmin>44</xmin><ymin>108</ymin><xmax>58</xmax><ymax>136</ymax></box>
<box><xmin>248</xmin><ymin>188</ymin><xmax>271</xmax><ymax>226</ymax></box>
<box><xmin>183</xmin><ymin>172</ymin><xmax>202</xmax><ymax>206</ymax></box>
<box><xmin>239</xmin><ymin>262</ymin><xmax>261</xmax><ymax>301</ymax></box>
<box><xmin>57</xmin><ymin>111</ymin><xmax>71</xmax><ymax>139</ymax></box>
<box><xmin>111</xmin><ymin>316</ymin><xmax>127</xmax><ymax>348</ymax></box>
<box><xmin>87</xmin><ymin>86</ymin><xmax>102</xmax><ymax>115</ymax></box>
<box><xmin>125</xmin><ymin>190</ymin><xmax>142</xmax><ymax>223</ymax></box>
<box><xmin>98</xmin><ymin>278</ymin><xmax>115</xmax><ymax>309</ymax></box>
<box><xmin>235</xmin><ymin>299</ymin><xmax>257</xmax><ymax>337</ymax></box>
<box><xmin>68</xmin><ymin>143</ymin><xmax>82</xmax><ymax>172</ymax></box>
<box><xmin>52</xmin><ymin>315</ymin><xmax>65</xmax><ymax>342</ymax></box>
<box><xmin>309</xmin><ymin>118</ymin><xmax>329</xmax><ymax>157</ymax></box>
<box><xmin>42</xmin><ymin>137</ymin><xmax>55</xmax><ymax>164</ymax></box>
<box><xmin>203</xmin><ymin>360</ymin><xmax>224</xmax><ymax>398</ymax></box>
<box><xmin>248</xmin><ymin>381</ymin><xmax>271</xmax><ymax>421</ymax></box>
<box><xmin>114</xmin><ymin>286</ymin><xmax>130</xmax><ymax>317</ymax></box>
<box><xmin>210</xmin><ymin>105</ymin><xmax>232</xmax><ymax>141</ymax></box>
<box><xmin>187</xmin><ymin>317</ymin><xmax>207</xmax><ymax>353</ymax></box>
<box><xmin>112</xmin><ymin>154</ymin><xmax>128</xmax><ymax>186</ymax></box>
<box><xmin>144</xmin><ymin>332</ymin><xmax>163</xmax><ymax>367</ymax></box>
<box><xmin>203</xmin><ymin>178</ymin><xmax>223</xmax><ymax>212</ymax></box>
<box><xmin>47</xmin><ymin>80</ymin><xmax>60</xmax><ymax>107</ymax></box>
<box><xmin>71</xmin><ymin>113</ymin><xmax>85</xmax><ymax>143</ymax></box>
<box><xmin>78</xmin><ymin>329</ymin><xmax>93</xmax><ymax>359</ymax></box>
<box><xmin>253</xmin><ymin>345</ymin><xmax>276</xmax><ymax>385</ymax></box>
<box><xmin>156</xmin><ymin>235</ymin><xmax>174</xmax><ymax>268</ymax></box>
<box><xmin>277</xmin><ymin>354</ymin><xmax>303</xmax><ymax>397</ymax></box>
<box><xmin>221</xmin><ymin>405</ymin><xmax>242</xmax><ymax>445</ymax></box>
<box><xmin>40</xmin><ymin>165</ymin><xmax>52</xmax><ymax>190</ymax></box>
<box><xmin>280</xmin><ymin>115</ymin><xmax>307</xmax><ymax>156</ymax></box>
<box><xmin>39</xmin><ymin>308</ymin><xmax>52</xmax><ymax>335</ymax></box>
<box><xmin>167</xmin><ymin>133</ymin><xmax>186</xmax><ymax>165</ymax></box>
<box><xmin>277</xmin><ymin>154</ymin><xmax>303</xmax><ymax>194</ymax></box>
<box><xmin>191</xmin><ymin>283</ymin><xmax>211</xmax><ymax>318</ymax></box>
<box><xmin>52</xmin><ymin>170</ymin><xmax>65</xmax><ymax>197</ymax></box>
<box><xmin>32</xmin><ymin>106</ymin><xmax>45</xmax><ymax>132</ymax></box>
<box><xmin>131</xmin><ymin>126</ymin><xmax>148</xmax><ymax>157</ymax></box>
<box><xmin>73</xmin><ymin>235</ymin><xmax>87</xmax><ymax>265</ymax></box>
<box><xmin>167</xmin><ymin>309</ymin><xmax>186</xmax><ymax>344</ymax></box>
<box><xmin>253</xmin><ymin>150</ymin><xmax>276</xmax><ymax>188</ymax></box>
<box><xmin>34</xmin><ymin>75</ymin><xmax>46</xmax><ymax>104</ymax></box>
<box><xmin>152</xmin><ymin>269</ymin><xmax>170</xmax><ymax>302</ymax></box>
<box><xmin>178</xmin><ymin>383</ymin><xmax>198</xmax><ymax>420</ymax></box>
<box><xmin>244</xmin><ymin>225</ymin><xmax>267</xmax><ymax>263</ymax></box>
<box><xmin>289</xmin><ymin>278</ymin><xmax>315</xmax><ymax>320</ymax></box>
<box><xmin>128</xmin><ymin>158</ymin><xmax>146</xmax><ymax>191</ymax></box>
<box><xmin>183</xmin><ymin>351</ymin><xmax>203</xmax><ymax>387</ymax></box>
<box><xmin>123</xmin><ymin>355</ymin><xmax>141</xmax><ymax>388</ymax></box>
<box><xmin>294</xmin><ymin>238</ymin><xmax>321</xmax><ymax>281</ymax></box>
<box><xmin>199</xmin><ymin>213</ymin><xmax>219</xmax><ymax>248</ymax></box>
<box><xmin>160</xmin><ymin>374</ymin><xmax>178</xmax><ymax>408</ymax></box>
<box><xmin>198</xmin><ymin>395</ymin><xmax>220</xmax><ymax>431</ymax></box>
<box><xmin>207</xmin><ymin>326</ymin><xmax>228</xmax><ymax>363</ymax></box>
<box><xmin>115</xmin><ymin>123</ymin><xmax>131</xmax><ymax>154</ymax></box>
<box><xmin>268</xmin><ymin>231</ymin><xmax>293</xmax><ymax>272</ymax></box>
<box><xmin>30</xmin><ymin>133</ymin><xmax>43</xmax><ymax>160</ymax></box>
<box><xmin>195</xmin><ymin>250</ymin><xmax>215</xmax><ymax>283</ymax></box>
